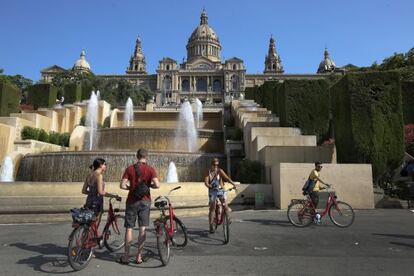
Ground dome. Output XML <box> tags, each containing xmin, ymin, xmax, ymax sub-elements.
<box><xmin>73</xmin><ymin>50</ymin><xmax>91</xmax><ymax>71</ymax></box>
<box><xmin>188</xmin><ymin>9</ymin><xmax>220</xmax><ymax>44</ymax></box>
<box><xmin>317</xmin><ymin>48</ymin><xmax>336</xmax><ymax>73</ymax></box>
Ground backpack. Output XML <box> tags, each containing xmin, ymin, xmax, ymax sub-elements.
<box><xmin>302</xmin><ymin>178</ymin><xmax>315</xmax><ymax>195</ymax></box>
<box><xmin>133</xmin><ymin>163</ymin><xmax>149</xmax><ymax>199</ymax></box>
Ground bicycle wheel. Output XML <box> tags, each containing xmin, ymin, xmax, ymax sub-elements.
<box><xmin>67</xmin><ymin>226</ymin><xmax>94</xmax><ymax>271</ymax></box>
<box><xmin>213</xmin><ymin>204</ymin><xmax>221</xmax><ymax>230</ymax></box>
<box><xmin>329</xmin><ymin>201</ymin><xmax>355</xmax><ymax>228</ymax></box>
<box><xmin>156</xmin><ymin>223</ymin><xmax>170</xmax><ymax>266</ymax></box>
<box><xmin>222</xmin><ymin>212</ymin><xmax>230</xmax><ymax>244</ymax></box>
<box><xmin>166</xmin><ymin>215</ymin><xmax>188</xmax><ymax>247</ymax></box>
<box><xmin>287</xmin><ymin>201</ymin><xmax>313</xmax><ymax>227</ymax></box>
<box><xmin>104</xmin><ymin>214</ymin><xmax>126</xmax><ymax>252</ymax></box>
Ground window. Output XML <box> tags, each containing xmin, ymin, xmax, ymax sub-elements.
<box><xmin>166</xmin><ymin>65</ymin><xmax>170</xmax><ymax>70</ymax></box>
<box><xmin>182</xmin><ymin>80</ymin><xmax>190</xmax><ymax>92</ymax></box>
<box><xmin>233</xmin><ymin>64</ymin><xmax>237</xmax><ymax>70</ymax></box>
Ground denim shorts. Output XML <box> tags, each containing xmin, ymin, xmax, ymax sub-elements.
<box><xmin>209</xmin><ymin>189</ymin><xmax>227</xmax><ymax>204</ymax></box>
<box><xmin>125</xmin><ymin>200</ymin><xmax>151</xmax><ymax>228</ymax></box>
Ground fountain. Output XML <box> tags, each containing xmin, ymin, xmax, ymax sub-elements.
<box><xmin>96</xmin><ymin>90</ymin><xmax>101</xmax><ymax>100</ymax></box>
<box><xmin>175</xmin><ymin>100</ymin><xmax>197</xmax><ymax>152</ymax></box>
<box><xmin>195</xmin><ymin>98</ymin><xmax>203</xmax><ymax>129</ymax></box>
<box><xmin>0</xmin><ymin>156</ymin><xmax>14</xmax><ymax>182</ymax></box>
<box><xmin>124</xmin><ymin>97</ymin><xmax>134</xmax><ymax>127</ymax></box>
<box><xmin>166</xmin><ymin>161</ymin><xmax>179</xmax><ymax>183</ymax></box>
<box><xmin>85</xmin><ymin>91</ymin><xmax>99</xmax><ymax>150</ymax></box>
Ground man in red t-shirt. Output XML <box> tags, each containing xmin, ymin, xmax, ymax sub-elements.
<box><xmin>118</xmin><ymin>148</ymin><xmax>160</xmax><ymax>265</ymax></box>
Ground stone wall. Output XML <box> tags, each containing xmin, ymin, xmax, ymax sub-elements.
<box><xmin>271</xmin><ymin>163</ymin><xmax>374</xmax><ymax>209</ymax></box>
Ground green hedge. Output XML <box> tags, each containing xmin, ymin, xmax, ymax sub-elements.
<box><xmin>277</xmin><ymin>79</ymin><xmax>331</xmax><ymax>142</ymax></box>
<box><xmin>28</xmin><ymin>84</ymin><xmax>57</xmax><ymax>109</ymax></box>
<box><xmin>21</xmin><ymin>126</ymin><xmax>70</xmax><ymax>147</ymax></box>
<box><xmin>0</xmin><ymin>81</ymin><xmax>20</xmax><ymax>116</ymax></box>
<box><xmin>81</xmin><ymin>82</ymin><xmax>93</xmax><ymax>100</ymax></box>
<box><xmin>64</xmin><ymin>83</ymin><xmax>82</xmax><ymax>104</ymax></box>
<box><xmin>330</xmin><ymin>71</ymin><xmax>404</xmax><ymax>181</ymax></box>
<box><xmin>235</xmin><ymin>159</ymin><xmax>262</xmax><ymax>184</ymax></box>
<box><xmin>244</xmin><ymin>87</ymin><xmax>256</xmax><ymax>100</ymax></box>
<box><xmin>401</xmin><ymin>81</ymin><xmax>414</xmax><ymax>124</ymax></box>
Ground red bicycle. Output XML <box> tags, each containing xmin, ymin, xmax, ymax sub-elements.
<box><xmin>287</xmin><ymin>184</ymin><xmax>355</xmax><ymax>228</ymax></box>
<box><xmin>67</xmin><ymin>195</ymin><xmax>125</xmax><ymax>271</ymax></box>
<box><xmin>212</xmin><ymin>187</ymin><xmax>235</xmax><ymax>244</ymax></box>
<box><xmin>153</xmin><ymin>186</ymin><xmax>188</xmax><ymax>266</ymax></box>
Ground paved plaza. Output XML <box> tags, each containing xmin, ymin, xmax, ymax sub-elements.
<box><xmin>1</xmin><ymin>209</ymin><xmax>413</xmax><ymax>275</ymax></box>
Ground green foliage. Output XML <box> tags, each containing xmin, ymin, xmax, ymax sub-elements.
<box><xmin>229</xmin><ymin>128</ymin><xmax>243</xmax><ymax>140</ymax></box>
<box><xmin>59</xmin><ymin>133</ymin><xmax>70</xmax><ymax>147</ymax></box>
<box><xmin>48</xmin><ymin>131</ymin><xmax>60</xmax><ymax>145</ymax></box>
<box><xmin>261</xmin><ymin>81</ymin><xmax>281</xmax><ymax>115</ymax></box>
<box><xmin>278</xmin><ymin>79</ymin><xmax>331</xmax><ymax>143</ymax></box>
<box><xmin>63</xmin><ymin>83</ymin><xmax>82</xmax><ymax>104</ymax></box>
<box><xmin>235</xmin><ymin>159</ymin><xmax>262</xmax><ymax>184</ymax></box>
<box><xmin>401</xmin><ymin>81</ymin><xmax>414</xmax><ymax>124</ymax></box>
<box><xmin>38</xmin><ymin>129</ymin><xmax>49</xmax><ymax>143</ymax></box>
<box><xmin>21</xmin><ymin>126</ymin><xmax>40</xmax><ymax>140</ymax></box>
<box><xmin>28</xmin><ymin>83</ymin><xmax>57</xmax><ymax>109</ymax></box>
<box><xmin>330</xmin><ymin>71</ymin><xmax>405</xmax><ymax>181</ymax></box>
<box><xmin>21</xmin><ymin>126</ymin><xmax>70</xmax><ymax>147</ymax></box>
<box><xmin>79</xmin><ymin>116</ymin><xmax>86</xmax><ymax>126</ymax></box>
<box><xmin>244</xmin><ymin>87</ymin><xmax>256</xmax><ymax>100</ymax></box>
<box><xmin>0</xmin><ymin>81</ymin><xmax>20</xmax><ymax>116</ymax></box>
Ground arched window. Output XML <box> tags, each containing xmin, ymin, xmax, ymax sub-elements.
<box><xmin>196</xmin><ymin>77</ymin><xmax>207</xmax><ymax>92</ymax></box>
<box><xmin>163</xmin><ymin>75</ymin><xmax>172</xmax><ymax>91</ymax></box>
<box><xmin>231</xmin><ymin>75</ymin><xmax>238</xmax><ymax>91</ymax></box>
<box><xmin>166</xmin><ymin>64</ymin><xmax>170</xmax><ymax>70</ymax></box>
<box><xmin>182</xmin><ymin>79</ymin><xmax>190</xmax><ymax>92</ymax></box>
<box><xmin>213</xmin><ymin>79</ymin><xmax>221</xmax><ymax>92</ymax></box>
<box><xmin>272</xmin><ymin>64</ymin><xmax>276</xmax><ymax>70</ymax></box>
<box><xmin>233</xmin><ymin>64</ymin><xmax>237</xmax><ymax>70</ymax></box>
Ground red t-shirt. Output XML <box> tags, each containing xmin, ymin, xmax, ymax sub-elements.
<box><xmin>122</xmin><ymin>162</ymin><xmax>157</xmax><ymax>204</ymax></box>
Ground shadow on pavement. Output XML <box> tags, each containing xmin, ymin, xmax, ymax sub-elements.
<box><xmin>186</xmin><ymin>227</ymin><xmax>226</xmax><ymax>246</ymax></box>
<box><xmin>390</xmin><ymin>241</ymin><xmax>414</xmax><ymax>249</ymax></box>
<box><xmin>372</xmin><ymin>233</ymin><xmax>414</xmax><ymax>239</ymax></box>
<box><xmin>9</xmin><ymin>242</ymin><xmax>72</xmax><ymax>274</ymax></box>
<box><xmin>242</xmin><ymin>219</ymin><xmax>293</xmax><ymax>227</ymax></box>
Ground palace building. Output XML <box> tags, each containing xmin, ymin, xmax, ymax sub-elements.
<box><xmin>41</xmin><ymin>9</ymin><xmax>342</xmax><ymax>104</ymax></box>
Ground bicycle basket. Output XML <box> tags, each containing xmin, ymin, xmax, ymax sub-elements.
<box><xmin>154</xmin><ymin>198</ymin><xmax>168</xmax><ymax>210</ymax></box>
<box><xmin>70</xmin><ymin>208</ymin><xmax>95</xmax><ymax>224</ymax></box>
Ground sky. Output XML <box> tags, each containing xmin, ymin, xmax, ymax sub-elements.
<box><xmin>0</xmin><ymin>0</ymin><xmax>413</xmax><ymax>81</ymax></box>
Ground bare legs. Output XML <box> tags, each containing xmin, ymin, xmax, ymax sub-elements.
<box><xmin>123</xmin><ymin>227</ymin><xmax>146</xmax><ymax>262</ymax></box>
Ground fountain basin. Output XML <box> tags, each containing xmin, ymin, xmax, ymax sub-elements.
<box><xmin>89</xmin><ymin>127</ymin><xmax>224</xmax><ymax>153</ymax></box>
<box><xmin>16</xmin><ymin>151</ymin><xmax>225</xmax><ymax>182</ymax></box>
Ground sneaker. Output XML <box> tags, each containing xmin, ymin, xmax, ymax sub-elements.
<box><xmin>209</xmin><ymin>224</ymin><xmax>215</xmax><ymax>234</ymax></box>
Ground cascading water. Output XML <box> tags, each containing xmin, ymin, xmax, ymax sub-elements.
<box><xmin>124</xmin><ymin>97</ymin><xmax>134</xmax><ymax>127</ymax></box>
<box><xmin>96</xmin><ymin>90</ymin><xmax>101</xmax><ymax>100</ymax></box>
<box><xmin>166</xmin><ymin>161</ymin><xmax>179</xmax><ymax>183</ymax></box>
<box><xmin>195</xmin><ymin>98</ymin><xmax>203</xmax><ymax>128</ymax></box>
<box><xmin>175</xmin><ymin>100</ymin><xmax>197</xmax><ymax>152</ymax></box>
<box><xmin>0</xmin><ymin>156</ymin><xmax>14</xmax><ymax>182</ymax></box>
<box><xmin>85</xmin><ymin>91</ymin><xmax>98</xmax><ymax>150</ymax></box>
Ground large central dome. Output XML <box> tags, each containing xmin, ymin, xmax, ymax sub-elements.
<box><xmin>186</xmin><ymin>9</ymin><xmax>222</xmax><ymax>63</ymax></box>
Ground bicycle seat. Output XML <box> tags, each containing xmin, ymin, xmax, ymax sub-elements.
<box><xmin>154</xmin><ymin>198</ymin><xmax>168</xmax><ymax>209</ymax></box>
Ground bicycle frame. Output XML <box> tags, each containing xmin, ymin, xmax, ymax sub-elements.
<box><xmin>154</xmin><ymin>186</ymin><xmax>181</xmax><ymax>239</ymax></box>
<box><xmin>305</xmin><ymin>189</ymin><xmax>339</xmax><ymax>218</ymax></box>
<box><xmin>214</xmin><ymin>187</ymin><xmax>234</xmax><ymax>225</ymax></box>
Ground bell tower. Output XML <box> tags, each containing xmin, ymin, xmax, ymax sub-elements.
<box><xmin>126</xmin><ymin>37</ymin><xmax>147</xmax><ymax>74</ymax></box>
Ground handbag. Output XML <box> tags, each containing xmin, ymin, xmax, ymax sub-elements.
<box><xmin>133</xmin><ymin>163</ymin><xmax>149</xmax><ymax>199</ymax></box>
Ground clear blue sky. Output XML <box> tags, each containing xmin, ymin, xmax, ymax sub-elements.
<box><xmin>0</xmin><ymin>0</ymin><xmax>413</xmax><ymax>81</ymax></box>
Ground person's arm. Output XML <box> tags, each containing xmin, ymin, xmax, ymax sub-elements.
<box><xmin>81</xmin><ymin>178</ymin><xmax>89</xmax><ymax>195</ymax></box>
<box><xmin>120</xmin><ymin>178</ymin><xmax>130</xmax><ymax>190</ymax></box>
<box><xmin>219</xmin><ymin>169</ymin><xmax>237</xmax><ymax>189</ymax></box>
<box><xmin>96</xmin><ymin>174</ymin><xmax>119</xmax><ymax>198</ymax></box>
<box><xmin>151</xmin><ymin>177</ymin><xmax>161</xmax><ymax>189</ymax></box>
<box><xmin>204</xmin><ymin>175</ymin><xmax>211</xmax><ymax>189</ymax></box>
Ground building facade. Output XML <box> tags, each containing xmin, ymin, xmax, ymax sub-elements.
<box><xmin>41</xmin><ymin>9</ymin><xmax>341</xmax><ymax>104</ymax></box>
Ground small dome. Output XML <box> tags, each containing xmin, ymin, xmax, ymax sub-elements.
<box><xmin>317</xmin><ymin>48</ymin><xmax>336</xmax><ymax>73</ymax></box>
<box><xmin>73</xmin><ymin>50</ymin><xmax>91</xmax><ymax>71</ymax></box>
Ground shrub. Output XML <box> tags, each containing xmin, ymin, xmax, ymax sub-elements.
<box><xmin>38</xmin><ymin>129</ymin><xmax>49</xmax><ymax>143</ymax></box>
<box><xmin>235</xmin><ymin>159</ymin><xmax>262</xmax><ymax>184</ymax></box>
<box><xmin>48</xmin><ymin>131</ymin><xmax>61</xmax><ymax>145</ymax></box>
<box><xmin>401</xmin><ymin>81</ymin><xmax>414</xmax><ymax>124</ymax></box>
<box><xmin>0</xmin><ymin>81</ymin><xmax>20</xmax><ymax>116</ymax></box>
<box><xmin>59</xmin><ymin>133</ymin><xmax>70</xmax><ymax>147</ymax></box>
<box><xmin>330</xmin><ymin>71</ymin><xmax>405</xmax><ymax>181</ymax></box>
<box><xmin>79</xmin><ymin>116</ymin><xmax>86</xmax><ymax>126</ymax></box>
<box><xmin>21</xmin><ymin>126</ymin><xmax>40</xmax><ymax>140</ymax></box>
<box><xmin>63</xmin><ymin>83</ymin><xmax>82</xmax><ymax>104</ymax></box>
<box><xmin>27</xmin><ymin>83</ymin><xmax>57</xmax><ymax>109</ymax></box>
<box><xmin>230</xmin><ymin>128</ymin><xmax>243</xmax><ymax>140</ymax></box>
<box><xmin>103</xmin><ymin>116</ymin><xmax>111</xmax><ymax>128</ymax></box>
<box><xmin>278</xmin><ymin>79</ymin><xmax>331</xmax><ymax>143</ymax></box>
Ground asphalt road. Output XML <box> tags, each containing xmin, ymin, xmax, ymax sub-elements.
<box><xmin>0</xmin><ymin>209</ymin><xmax>413</xmax><ymax>276</ymax></box>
